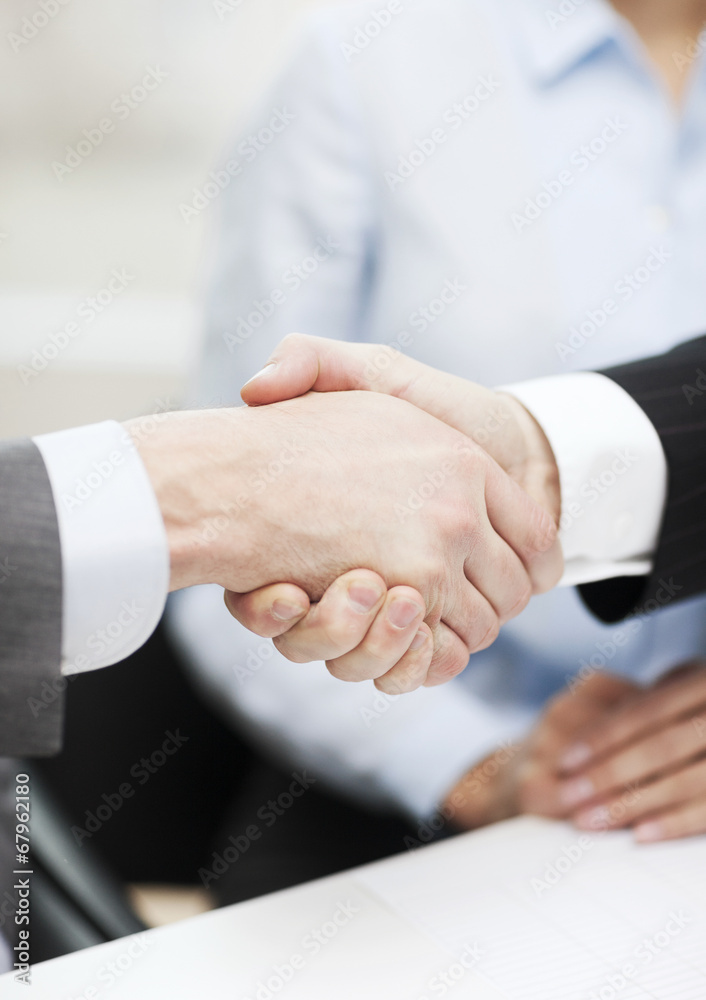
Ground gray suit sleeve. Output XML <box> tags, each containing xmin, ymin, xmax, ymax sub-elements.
<box><xmin>0</xmin><ymin>439</ymin><xmax>64</xmax><ymax>756</ymax></box>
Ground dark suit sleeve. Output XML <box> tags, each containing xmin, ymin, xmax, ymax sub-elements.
<box><xmin>579</xmin><ymin>334</ymin><xmax>706</xmax><ymax>623</ymax></box>
<box><xmin>0</xmin><ymin>439</ymin><xmax>64</xmax><ymax>755</ymax></box>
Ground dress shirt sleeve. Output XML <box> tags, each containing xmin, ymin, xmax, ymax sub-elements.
<box><xmin>33</xmin><ymin>420</ymin><xmax>169</xmax><ymax>674</ymax></box>
<box><xmin>500</xmin><ymin>372</ymin><xmax>667</xmax><ymax>586</ymax></box>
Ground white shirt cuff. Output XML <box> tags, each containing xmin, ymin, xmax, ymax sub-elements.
<box><xmin>499</xmin><ymin>372</ymin><xmax>668</xmax><ymax>586</ymax></box>
<box><xmin>33</xmin><ymin>420</ymin><xmax>170</xmax><ymax>674</ymax></box>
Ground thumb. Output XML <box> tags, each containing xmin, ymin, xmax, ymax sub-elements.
<box><xmin>240</xmin><ymin>333</ymin><xmax>411</xmax><ymax>405</ymax></box>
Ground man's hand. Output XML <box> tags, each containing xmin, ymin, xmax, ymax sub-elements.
<box><xmin>126</xmin><ymin>389</ymin><xmax>560</xmax><ymax>690</ymax></box>
<box><xmin>240</xmin><ymin>334</ymin><xmax>561</xmax><ymax>520</ymax></box>
<box><xmin>440</xmin><ymin>674</ymin><xmax>637</xmax><ymax>830</ymax></box>
<box><xmin>225</xmin><ymin>570</ymin><xmax>434</xmax><ymax>694</ymax></box>
<box><xmin>558</xmin><ymin>662</ymin><xmax>706</xmax><ymax>842</ymax></box>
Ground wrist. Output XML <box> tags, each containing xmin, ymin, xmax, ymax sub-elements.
<box><xmin>124</xmin><ymin>408</ymin><xmax>253</xmax><ymax>593</ymax></box>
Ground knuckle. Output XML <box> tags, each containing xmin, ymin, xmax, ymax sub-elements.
<box><xmin>501</xmin><ymin>576</ymin><xmax>533</xmax><ymax>623</ymax></box>
<box><xmin>272</xmin><ymin>634</ymin><xmax>310</xmax><ymax>664</ymax></box>
<box><xmin>428</xmin><ymin>642</ymin><xmax>469</xmax><ymax>685</ymax></box>
<box><xmin>281</xmin><ymin>331</ymin><xmax>307</xmax><ymax>350</ymax></box>
<box><xmin>375</xmin><ymin>669</ymin><xmax>419</xmax><ymax>696</ymax></box>
<box><xmin>524</xmin><ymin>505</ymin><xmax>558</xmax><ymax>560</ymax></box>
<box><xmin>544</xmin><ymin>694</ymin><xmax>570</xmax><ymax>724</ymax></box>
<box><xmin>468</xmin><ymin>610</ymin><xmax>500</xmax><ymax>653</ymax></box>
<box><xmin>325</xmin><ymin>659</ymin><xmax>358</xmax><ymax>683</ymax></box>
<box><xmin>593</xmin><ymin>760</ymin><xmax>619</xmax><ymax>792</ymax></box>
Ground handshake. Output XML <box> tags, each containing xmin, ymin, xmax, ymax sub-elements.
<box><xmin>129</xmin><ymin>335</ymin><xmax>563</xmax><ymax>693</ymax></box>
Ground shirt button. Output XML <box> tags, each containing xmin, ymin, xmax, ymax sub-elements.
<box><xmin>645</xmin><ymin>205</ymin><xmax>671</xmax><ymax>233</ymax></box>
<box><xmin>613</xmin><ymin>512</ymin><xmax>634</xmax><ymax>540</ymax></box>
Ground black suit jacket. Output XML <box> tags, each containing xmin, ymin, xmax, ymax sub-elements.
<box><xmin>0</xmin><ymin>440</ymin><xmax>64</xmax><ymax>756</ymax></box>
<box><xmin>580</xmin><ymin>334</ymin><xmax>706</xmax><ymax>623</ymax></box>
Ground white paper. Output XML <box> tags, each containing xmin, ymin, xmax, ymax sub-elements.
<box><xmin>357</xmin><ymin>816</ymin><xmax>706</xmax><ymax>999</ymax></box>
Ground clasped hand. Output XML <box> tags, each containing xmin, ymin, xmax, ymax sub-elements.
<box><xmin>220</xmin><ymin>335</ymin><xmax>563</xmax><ymax>691</ymax></box>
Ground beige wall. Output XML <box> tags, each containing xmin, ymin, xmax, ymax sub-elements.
<box><xmin>0</xmin><ymin>0</ymin><xmax>336</xmax><ymax>435</ymax></box>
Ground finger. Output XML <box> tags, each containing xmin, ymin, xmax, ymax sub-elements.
<box><xmin>482</xmin><ymin>454</ymin><xmax>562</xmax><ymax>595</ymax></box>
<box><xmin>272</xmin><ymin>569</ymin><xmax>386</xmax><ymax>664</ymax></box>
<box><xmin>224</xmin><ymin>584</ymin><xmax>310</xmax><ymax>638</ymax></box>
<box><xmin>573</xmin><ymin>757</ymin><xmax>706</xmax><ymax>833</ymax></box>
<box><xmin>557</xmin><ymin>716</ymin><xmax>706</xmax><ymax>810</ymax></box>
<box><xmin>577</xmin><ymin>673</ymin><xmax>640</xmax><ymax>705</ymax></box>
<box><xmin>325</xmin><ymin>586</ymin><xmax>426</xmax><ymax>683</ymax></box>
<box><xmin>515</xmin><ymin>760</ymin><xmax>568</xmax><ymax>818</ymax></box>
<box><xmin>372</xmin><ymin>623</ymin><xmax>434</xmax><ymax>695</ymax></box>
<box><xmin>634</xmin><ymin>796</ymin><xmax>706</xmax><ymax>843</ymax></box>
<box><xmin>240</xmin><ymin>335</ymin><xmax>506</xmax><ymax>452</ymax></box>
<box><xmin>423</xmin><ymin>622</ymin><xmax>472</xmax><ymax>686</ymax></box>
<box><xmin>462</xmin><ymin>508</ymin><xmax>534</xmax><ymax>627</ymax></box>
<box><xmin>560</xmin><ymin>667</ymin><xmax>706</xmax><ymax>773</ymax></box>
<box><xmin>240</xmin><ymin>334</ymin><xmax>413</xmax><ymax>406</ymax></box>
<box><xmin>539</xmin><ymin>676</ymin><xmax>636</xmax><ymax>739</ymax></box>
<box><xmin>655</xmin><ymin>659</ymin><xmax>705</xmax><ymax>686</ymax></box>
<box><xmin>529</xmin><ymin>676</ymin><xmax>639</xmax><ymax>764</ymax></box>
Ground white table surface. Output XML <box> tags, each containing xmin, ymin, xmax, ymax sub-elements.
<box><xmin>2</xmin><ymin>816</ymin><xmax>705</xmax><ymax>1000</ymax></box>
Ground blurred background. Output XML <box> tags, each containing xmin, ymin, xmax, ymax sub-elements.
<box><xmin>0</xmin><ymin>0</ymin><xmax>334</xmax><ymax>438</ymax></box>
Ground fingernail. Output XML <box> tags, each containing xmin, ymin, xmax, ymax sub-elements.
<box><xmin>634</xmin><ymin>821</ymin><xmax>664</xmax><ymax>844</ymax></box>
<box><xmin>559</xmin><ymin>777</ymin><xmax>595</xmax><ymax>808</ymax></box>
<box><xmin>575</xmin><ymin>805</ymin><xmax>610</xmax><ymax>831</ymax></box>
<box><xmin>243</xmin><ymin>362</ymin><xmax>276</xmax><ymax>386</ymax></box>
<box><xmin>388</xmin><ymin>599</ymin><xmax>424</xmax><ymax>630</ymax></box>
<box><xmin>271</xmin><ymin>600</ymin><xmax>305</xmax><ymax>622</ymax></box>
<box><xmin>347</xmin><ymin>584</ymin><xmax>383</xmax><ymax>614</ymax></box>
<box><xmin>560</xmin><ymin>743</ymin><xmax>593</xmax><ymax>772</ymax></box>
<box><xmin>410</xmin><ymin>629</ymin><xmax>428</xmax><ymax>651</ymax></box>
